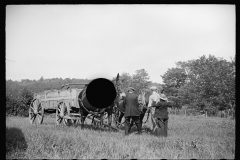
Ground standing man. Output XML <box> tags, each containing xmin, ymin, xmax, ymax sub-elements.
<box><xmin>123</xmin><ymin>87</ymin><xmax>142</xmax><ymax>135</ymax></box>
<box><xmin>153</xmin><ymin>93</ymin><xmax>172</xmax><ymax>137</ymax></box>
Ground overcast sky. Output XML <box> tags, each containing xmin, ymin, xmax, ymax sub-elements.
<box><xmin>6</xmin><ymin>5</ymin><xmax>235</xmax><ymax>83</ymax></box>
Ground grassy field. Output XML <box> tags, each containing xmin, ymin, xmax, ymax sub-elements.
<box><xmin>6</xmin><ymin>114</ymin><xmax>235</xmax><ymax>159</ymax></box>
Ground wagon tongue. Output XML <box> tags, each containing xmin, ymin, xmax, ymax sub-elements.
<box><xmin>85</xmin><ymin>78</ymin><xmax>117</xmax><ymax>108</ymax></box>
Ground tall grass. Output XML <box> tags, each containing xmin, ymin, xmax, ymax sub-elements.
<box><xmin>6</xmin><ymin>114</ymin><xmax>235</xmax><ymax>159</ymax></box>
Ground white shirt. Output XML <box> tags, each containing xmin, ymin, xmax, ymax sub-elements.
<box><xmin>148</xmin><ymin>91</ymin><xmax>161</xmax><ymax>107</ymax></box>
<box><xmin>147</xmin><ymin>91</ymin><xmax>161</xmax><ymax>116</ymax></box>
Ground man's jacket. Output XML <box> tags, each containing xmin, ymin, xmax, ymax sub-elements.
<box><xmin>153</xmin><ymin>101</ymin><xmax>172</xmax><ymax>119</ymax></box>
<box><xmin>123</xmin><ymin>92</ymin><xmax>141</xmax><ymax>117</ymax></box>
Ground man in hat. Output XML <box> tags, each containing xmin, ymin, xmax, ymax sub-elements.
<box><xmin>152</xmin><ymin>93</ymin><xmax>172</xmax><ymax>137</ymax></box>
<box><xmin>123</xmin><ymin>87</ymin><xmax>142</xmax><ymax>135</ymax></box>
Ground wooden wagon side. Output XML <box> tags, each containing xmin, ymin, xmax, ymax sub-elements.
<box><xmin>29</xmin><ymin>88</ymin><xmax>83</xmax><ymax>125</ymax></box>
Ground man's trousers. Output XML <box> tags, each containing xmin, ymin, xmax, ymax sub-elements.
<box><xmin>152</xmin><ymin>118</ymin><xmax>168</xmax><ymax>137</ymax></box>
<box><xmin>125</xmin><ymin>116</ymin><xmax>142</xmax><ymax>135</ymax></box>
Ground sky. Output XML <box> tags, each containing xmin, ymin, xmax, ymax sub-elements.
<box><xmin>6</xmin><ymin>5</ymin><xmax>235</xmax><ymax>83</ymax></box>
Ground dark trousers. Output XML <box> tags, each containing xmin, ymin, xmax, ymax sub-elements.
<box><xmin>125</xmin><ymin>116</ymin><xmax>142</xmax><ymax>135</ymax></box>
<box><xmin>153</xmin><ymin>118</ymin><xmax>168</xmax><ymax>137</ymax></box>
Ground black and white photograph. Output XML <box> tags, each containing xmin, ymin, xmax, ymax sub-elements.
<box><xmin>6</xmin><ymin>5</ymin><xmax>235</xmax><ymax>159</ymax></box>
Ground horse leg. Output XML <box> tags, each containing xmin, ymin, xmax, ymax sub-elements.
<box><xmin>118</xmin><ymin>112</ymin><xmax>124</xmax><ymax>128</ymax></box>
<box><xmin>107</xmin><ymin>111</ymin><xmax>112</xmax><ymax>131</ymax></box>
<box><xmin>80</xmin><ymin>116</ymin><xmax>86</xmax><ymax>129</ymax></box>
<box><xmin>140</xmin><ymin>108</ymin><xmax>147</xmax><ymax>124</ymax></box>
<box><xmin>99</xmin><ymin>112</ymin><xmax>104</xmax><ymax>129</ymax></box>
<box><xmin>80</xmin><ymin>110</ymin><xmax>87</xmax><ymax>129</ymax></box>
<box><xmin>113</xmin><ymin>109</ymin><xmax>119</xmax><ymax>127</ymax></box>
<box><xmin>92</xmin><ymin>116</ymin><xmax>96</xmax><ymax>127</ymax></box>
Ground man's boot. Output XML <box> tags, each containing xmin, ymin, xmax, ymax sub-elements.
<box><xmin>136</xmin><ymin>118</ymin><xmax>142</xmax><ymax>134</ymax></box>
<box><xmin>128</xmin><ymin>118</ymin><xmax>133</xmax><ymax>133</ymax></box>
<box><xmin>125</xmin><ymin>117</ymin><xmax>131</xmax><ymax>135</ymax></box>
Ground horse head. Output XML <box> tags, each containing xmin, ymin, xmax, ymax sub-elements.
<box><xmin>112</xmin><ymin>73</ymin><xmax>123</xmax><ymax>103</ymax></box>
<box><xmin>138</xmin><ymin>89</ymin><xmax>146</xmax><ymax>107</ymax></box>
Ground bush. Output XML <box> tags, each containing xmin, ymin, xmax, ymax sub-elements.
<box><xmin>6</xmin><ymin>88</ymin><xmax>33</xmax><ymax>117</ymax></box>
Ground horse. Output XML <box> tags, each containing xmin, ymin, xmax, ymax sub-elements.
<box><xmin>114</xmin><ymin>89</ymin><xmax>151</xmax><ymax>128</ymax></box>
<box><xmin>77</xmin><ymin>74</ymin><xmax>121</xmax><ymax>129</ymax></box>
<box><xmin>139</xmin><ymin>89</ymin><xmax>151</xmax><ymax>124</ymax></box>
<box><xmin>113</xmin><ymin>92</ymin><xmax>126</xmax><ymax>127</ymax></box>
<box><xmin>92</xmin><ymin>77</ymin><xmax>122</xmax><ymax>130</ymax></box>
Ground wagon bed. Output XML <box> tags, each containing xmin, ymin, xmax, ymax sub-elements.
<box><xmin>33</xmin><ymin>88</ymin><xmax>83</xmax><ymax>110</ymax></box>
<box><xmin>29</xmin><ymin>83</ymin><xmax>87</xmax><ymax>125</ymax></box>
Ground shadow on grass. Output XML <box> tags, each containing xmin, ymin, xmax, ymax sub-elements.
<box><xmin>6</xmin><ymin>127</ymin><xmax>27</xmax><ymax>153</ymax></box>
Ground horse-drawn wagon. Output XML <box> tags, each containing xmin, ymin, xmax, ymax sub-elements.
<box><xmin>29</xmin><ymin>75</ymin><xmax>122</xmax><ymax>130</ymax></box>
<box><xmin>29</xmin><ymin>83</ymin><xmax>87</xmax><ymax>125</ymax></box>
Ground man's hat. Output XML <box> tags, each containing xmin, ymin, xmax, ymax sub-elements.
<box><xmin>160</xmin><ymin>94</ymin><xmax>168</xmax><ymax>101</ymax></box>
<box><xmin>128</xmin><ymin>87</ymin><xmax>135</xmax><ymax>92</ymax></box>
<box><xmin>150</xmin><ymin>86</ymin><xmax>157</xmax><ymax>91</ymax></box>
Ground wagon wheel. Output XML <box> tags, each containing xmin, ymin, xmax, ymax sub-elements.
<box><xmin>56</xmin><ymin>102</ymin><xmax>71</xmax><ymax>126</ymax></box>
<box><xmin>29</xmin><ymin>99</ymin><xmax>44</xmax><ymax>124</ymax></box>
<box><xmin>29</xmin><ymin>99</ymin><xmax>37</xmax><ymax>124</ymax></box>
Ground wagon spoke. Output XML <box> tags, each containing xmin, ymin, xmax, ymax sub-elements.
<box><xmin>56</xmin><ymin>113</ymin><xmax>62</xmax><ymax>125</ymax></box>
<box><xmin>37</xmin><ymin>112</ymin><xmax>43</xmax><ymax>117</ymax></box>
<box><xmin>56</xmin><ymin>115</ymin><xmax>63</xmax><ymax>124</ymax></box>
<box><xmin>30</xmin><ymin>114</ymin><xmax>35</xmax><ymax>120</ymax></box>
<box><xmin>63</xmin><ymin>118</ymin><xmax>69</xmax><ymax>125</ymax></box>
<box><xmin>37</xmin><ymin>114</ymin><xmax>42</xmax><ymax>120</ymax></box>
<box><xmin>29</xmin><ymin>112</ymin><xmax>35</xmax><ymax>117</ymax></box>
<box><xmin>30</xmin><ymin>106</ymin><xmax>35</xmax><ymax>111</ymax></box>
<box><xmin>29</xmin><ymin>113</ymin><xmax>36</xmax><ymax>124</ymax></box>
<box><xmin>37</xmin><ymin>106</ymin><xmax>42</xmax><ymax>113</ymax></box>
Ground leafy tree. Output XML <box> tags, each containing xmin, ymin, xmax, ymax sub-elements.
<box><xmin>120</xmin><ymin>72</ymin><xmax>132</xmax><ymax>92</ymax></box>
<box><xmin>6</xmin><ymin>88</ymin><xmax>33</xmax><ymax>117</ymax></box>
<box><xmin>161</xmin><ymin>67</ymin><xmax>187</xmax><ymax>108</ymax></box>
<box><xmin>175</xmin><ymin>55</ymin><xmax>235</xmax><ymax>115</ymax></box>
<box><xmin>131</xmin><ymin>69</ymin><xmax>151</xmax><ymax>93</ymax></box>
<box><xmin>161</xmin><ymin>67</ymin><xmax>187</xmax><ymax>89</ymax></box>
